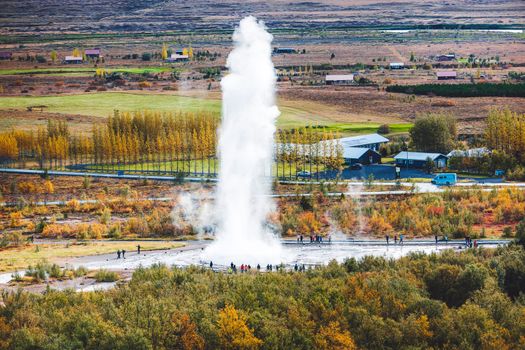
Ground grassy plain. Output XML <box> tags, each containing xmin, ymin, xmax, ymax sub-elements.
<box><xmin>0</xmin><ymin>241</ymin><xmax>184</xmax><ymax>272</ymax></box>
<box><xmin>0</xmin><ymin>91</ymin><xmax>410</xmax><ymax>133</ymax></box>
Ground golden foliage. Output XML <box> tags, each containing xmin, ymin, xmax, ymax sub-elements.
<box><xmin>217</xmin><ymin>305</ymin><xmax>262</xmax><ymax>350</ymax></box>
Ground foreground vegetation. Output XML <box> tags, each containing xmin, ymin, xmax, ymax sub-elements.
<box><xmin>0</xmin><ymin>245</ymin><xmax>524</xmax><ymax>349</ymax></box>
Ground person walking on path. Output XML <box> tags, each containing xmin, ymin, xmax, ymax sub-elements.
<box><xmin>137</xmin><ymin>245</ymin><xmax>141</xmax><ymax>255</ymax></box>
<box><xmin>210</xmin><ymin>261</ymin><xmax>213</xmax><ymax>269</ymax></box>
<box><xmin>400</xmin><ymin>234</ymin><xmax>404</xmax><ymax>245</ymax></box>
<box><xmin>394</xmin><ymin>235</ymin><xmax>398</xmax><ymax>244</ymax></box>
<box><xmin>435</xmin><ymin>235</ymin><xmax>438</xmax><ymax>244</ymax></box>
<box><xmin>385</xmin><ymin>235</ymin><xmax>390</xmax><ymax>245</ymax></box>
<box><xmin>117</xmin><ymin>250</ymin><xmax>121</xmax><ymax>259</ymax></box>
<box><xmin>122</xmin><ymin>250</ymin><xmax>126</xmax><ymax>259</ymax></box>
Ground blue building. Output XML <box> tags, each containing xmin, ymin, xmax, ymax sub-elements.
<box><xmin>343</xmin><ymin>147</ymin><xmax>382</xmax><ymax>165</ymax></box>
<box><xmin>394</xmin><ymin>151</ymin><xmax>448</xmax><ymax>169</ymax></box>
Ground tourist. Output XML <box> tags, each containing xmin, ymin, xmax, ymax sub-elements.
<box><xmin>300</xmin><ymin>235</ymin><xmax>303</xmax><ymax>243</ymax></box>
<box><xmin>328</xmin><ymin>235</ymin><xmax>331</xmax><ymax>243</ymax></box>
<box><xmin>210</xmin><ymin>261</ymin><xmax>213</xmax><ymax>269</ymax></box>
<box><xmin>137</xmin><ymin>245</ymin><xmax>141</xmax><ymax>254</ymax></box>
<box><xmin>385</xmin><ymin>235</ymin><xmax>389</xmax><ymax>245</ymax></box>
<box><xmin>257</xmin><ymin>264</ymin><xmax>260</xmax><ymax>270</ymax></box>
<box><xmin>400</xmin><ymin>234</ymin><xmax>404</xmax><ymax>245</ymax></box>
<box><xmin>122</xmin><ymin>250</ymin><xmax>126</xmax><ymax>259</ymax></box>
<box><xmin>445</xmin><ymin>235</ymin><xmax>448</xmax><ymax>244</ymax></box>
<box><xmin>435</xmin><ymin>235</ymin><xmax>438</xmax><ymax>244</ymax></box>
<box><xmin>117</xmin><ymin>250</ymin><xmax>121</xmax><ymax>259</ymax></box>
<box><xmin>297</xmin><ymin>235</ymin><xmax>300</xmax><ymax>242</ymax></box>
<box><xmin>394</xmin><ymin>235</ymin><xmax>398</xmax><ymax>244</ymax></box>
<box><xmin>294</xmin><ymin>264</ymin><xmax>298</xmax><ymax>271</ymax></box>
<box><xmin>474</xmin><ymin>240</ymin><xmax>478</xmax><ymax>248</ymax></box>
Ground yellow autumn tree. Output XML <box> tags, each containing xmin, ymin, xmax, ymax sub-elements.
<box><xmin>72</xmin><ymin>48</ymin><xmax>80</xmax><ymax>57</ymax></box>
<box><xmin>217</xmin><ymin>304</ymin><xmax>262</xmax><ymax>350</ymax></box>
<box><xmin>161</xmin><ymin>43</ymin><xmax>168</xmax><ymax>60</ymax></box>
<box><xmin>314</xmin><ymin>321</ymin><xmax>357</xmax><ymax>350</ymax></box>
<box><xmin>50</xmin><ymin>50</ymin><xmax>57</xmax><ymax>62</ymax></box>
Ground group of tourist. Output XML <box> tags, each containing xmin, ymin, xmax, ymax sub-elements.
<box><xmin>296</xmin><ymin>234</ymin><xmax>331</xmax><ymax>243</ymax></box>
<box><xmin>208</xmin><ymin>261</ymin><xmax>309</xmax><ymax>273</ymax></box>
<box><xmin>384</xmin><ymin>234</ymin><xmax>405</xmax><ymax>245</ymax></box>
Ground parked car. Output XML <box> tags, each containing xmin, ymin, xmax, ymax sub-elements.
<box><xmin>296</xmin><ymin>170</ymin><xmax>311</xmax><ymax>178</ymax></box>
<box><xmin>431</xmin><ymin>173</ymin><xmax>457</xmax><ymax>186</ymax></box>
<box><xmin>350</xmin><ymin>163</ymin><xmax>363</xmax><ymax>170</ymax></box>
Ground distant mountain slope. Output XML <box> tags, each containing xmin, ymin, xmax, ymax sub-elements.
<box><xmin>0</xmin><ymin>0</ymin><xmax>523</xmax><ymax>34</ymax></box>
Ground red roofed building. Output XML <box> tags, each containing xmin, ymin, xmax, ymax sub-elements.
<box><xmin>85</xmin><ymin>48</ymin><xmax>101</xmax><ymax>58</ymax></box>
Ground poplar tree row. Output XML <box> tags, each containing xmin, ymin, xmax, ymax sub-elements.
<box><xmin>0</xmin><ymin>113</ymin><xmax>345</xmax><ymax>179</ymax></box>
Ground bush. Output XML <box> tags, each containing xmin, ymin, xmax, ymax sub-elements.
<box><xmin>94</xmin><ymin>269</ymin><xmax>119</xmax><ymax>282</ymax></box>
<box><xmin>377</xmin><ymin>124</ymin><xmax>390</xmax><ymax>134</ymax></box>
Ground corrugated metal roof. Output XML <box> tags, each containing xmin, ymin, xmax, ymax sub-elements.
<box><xmin>343</xmin><ymin>147</ymin><xmax>378</xmax><ymax>159</ymax></box>
<box><xmin>394</xmin><ymin>151</ymin><xmax>447</xmax><ymax>161</ymax></box>
<box><xmin>85</xmin><ymin>49</ymin><xmax>100</xmax><ymax>55</ymax></box>
<box><xmin>325</xmin><ymin>74</ymin><xmax>354</xmax><ymax>81</ymax></box>
<box><xmin>338</xmin><ymin>133</ymin><xmax>389</xmax><ymax>147</ymax></box>
<box><xmin>436</xmin><ymin>71</ymin><xmax>457</xmax><ymax>77</ymax></box>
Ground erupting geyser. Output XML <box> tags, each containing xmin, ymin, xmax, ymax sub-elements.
<box><xmin>202</xmin><ymin>16</ymin><xmax>284</xmax><ymax>265</ymax></box>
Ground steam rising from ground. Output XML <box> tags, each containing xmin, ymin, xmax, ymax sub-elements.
<box><xmin>202</xmin><ymin>16</ymin><xmax>284</xmax><ymax>265</ymax></box>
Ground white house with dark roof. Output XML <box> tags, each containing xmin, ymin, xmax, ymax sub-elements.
<box><xmin>394</xmin><ymin>151</ymin><xmax>448</xmax><ymax>168</ymax></box>
<box><xmin>325</xmin><ymin>74</ymin><xmax>355</xmax><ymax>85</ymax></box>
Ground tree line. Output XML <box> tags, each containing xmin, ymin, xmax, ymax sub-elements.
<box><xmin>0</xmin><ymin>113</ymin><xmax>345</xmax><ymax>179</ymax></box>
<box><xmin>386</xmin><ymin>83</ymin><xmax>525</xmax><ymax>97</ymax></box>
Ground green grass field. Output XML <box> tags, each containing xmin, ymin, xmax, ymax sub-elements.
<box><xmin>0</xmin><ymin>91</ymin><xmax>411</xmax><ymax>133</ymax></box>
<box><xmin>0</xmin><ymin>92</ymin><xmax>221</xmax><ymax>118</ymax></box>
<box><xmin>0</xmin><ymin>67</ymin><xmax>175</xmax><ymax>76</ymax></box>
<box><xmin>85</xmin><ymin>159</ymin><xmax>326</xmax><ymax>177</ymax></box>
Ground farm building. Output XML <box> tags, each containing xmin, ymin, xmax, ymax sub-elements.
<box><xmin>343</xmin><ymin>147</ymin><xmax>382</xmax><ymax>165</ymax></box>
<box><xmin>273</xmin><ymin>47</ymin><xmax>297</xmax><ymax>54</ymax></box>
<box><xmin>436</xmin><ymin>71</ymin><xmax>457</xmax><ymax>80</ymax></box>
<box><xmin>336</xmin><ymin>133</ymin><xmax>389</xmax><ymax>151</ymax></box>
<box><xmin>64</xmin><ymin>56</ymin><xmax>83</xmax><ymax>64</ymax></box>
<box><xmin>389</xmin><ymin>62</ymin><xmax>405</xmax><ymax>69</ymax></box>
<box><xmin>437</xmin><ymin>54</ymin><xmax>456</xmax><ymax>62</ymax></box>
<box><xmin>394</xmin><ymin>152</ymin><xmax>448</xmax><ymax>168</ymax></box>
<box><xmin>166</xmin><ymin>53</ymin><xmax>189</xmax><ymax>62</ymax></box>
<box><xmin>0</xmin><ymin>52</ymin><xmax>12</xmax><ymax>60</ymax></box>
<box><xmin>85</xmin><ymin>48</ymin><xmax>101</xmax><ymax>58</ymax></box>
<box><xmin>325</xmin><ymin>74</ymin><xmax>355</xmax><ymax>85</ymax></box>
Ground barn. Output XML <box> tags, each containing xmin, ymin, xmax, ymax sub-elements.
<box><xmin>64</xmin><ymin>56</ymin><xmax>83</xmax><ymax>64</ymax></box>
<box><xmin>436</xmin><ymin>71</ymin><xmax>457</xmax><ymax>80</ymax></box>
<box><xmin>85</xmin><ymin>48</ymin><xmax>101</xmax><ymax>58</ymax></box>
<box><xmin>344</xmin><ymin>147</ymin><xmax>382</xmax><ymax>165</ymax></box>
<box><xmin>389</xmin><ymin>62</ymin><xmax>405</xmax><ymax>69</ymax></box>
<box><xmin>337</xmin><ymin>133</ymin><xmax>389</xmax><ymax>151</ymax></box>
<box><xmin>325</xmin><ymin>74</ymin><xmax>355</xmax><ymax>85</ymax></box>
<box><xmin>394</xmin><ymin>152</ymin><xmax>448</xmax><ymax>168</ymax></box>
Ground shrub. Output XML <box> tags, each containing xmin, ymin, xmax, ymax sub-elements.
<box><xmin>94</xmin><ymin>269</ymin><xmax>119</xmax><ymax>282</ymax></box>
<box><xmin>377</xmin><ymin>124</ymin><xmax>390</xmax><ymax>134</ymax></box>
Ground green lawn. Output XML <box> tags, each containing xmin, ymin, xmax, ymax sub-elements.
<box><xmin>85</xmin><ymin>159</ymin><xmax>326</xmax><ymax>177</ymax></box>
<box><xmin>0</xmin><ymin>67</ymin><xmax>175</xmax><ymax>76</ymax></box>
<box><xmin>0</xmin><ymin>92</ymin><xmax>221</xmax><ymax>118</ymax></box>
<box><xmin>0</xmin><ymin>91</ymin><xmax>411</xmax><ymax>133</ymax></box>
